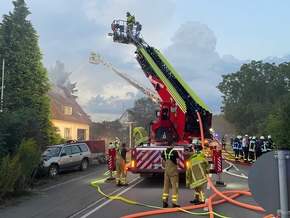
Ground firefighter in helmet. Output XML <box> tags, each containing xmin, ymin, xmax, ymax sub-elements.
<box><xmin>186</xmin><ymin>139</ymin><xmax>209</xmax><ymax>205</ymax></box>
<box><xmin>266</xmin><ymin>135</ymin><xmax>275</xmax><ymax>152</ymax></box>
<box><xmin>126</xmin><ymin>11</ymin><xmax>135</xmax><ymax>33</ymax></box>
<box><xmin>116</xmin><ymin>143</ymin><xmax>130</xmax><ymax>186</ymax></box>
<box><xmin>161</xmin><ymin>138</ymin><xmax>180</xmax><ymax>208</ymax></box>
<box><xmin>133</xmin><ymin>126</ymin><xmax>149</xmax><ymax>146</ymax></box>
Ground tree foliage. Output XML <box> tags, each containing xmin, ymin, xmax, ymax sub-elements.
<box><xmin>264</xmin><ymin>94</ymin><xmax>290</xmax><ymax>149</ymax></box>
<box><xmin>130</xmin><ymin>97</ymin><xmax>159</xmax><ymax>128</ymax></box>
<box><xmin>217</xmin><ymin>60</ymin><xmax>290</xmax><ymax>149</ymax></box>
<box><xmin>48</xmin><ymin>60</ymin><xmax>78</xmax><ymax>95</ymax></box>
<box><xmin>0</xmin><ymin>0</ymin><xmax>53</xmax><ymax>152</ymax></box>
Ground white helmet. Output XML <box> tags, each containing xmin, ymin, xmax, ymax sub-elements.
<box><xmin>260</xmin><ymin>136</ymin><xmax>265</xmax><ymax>140</ymax></box>
<box><xmin>252</xmin><ymin>136</ymin><xmax>256</xmax><ymax>140</ymax></box>
<box><xmin>268</xmin><ymin>135</ymin><xmax>272</xmax><ymax>139</ymax></box>
<box><xmin>192</xmin><ymin>138</ymin><xmax>200</xmax><ymax>145</ymax></box>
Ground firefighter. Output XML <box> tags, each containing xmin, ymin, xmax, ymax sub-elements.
<box><xmin>133</xmin><ymin>126</ymin><xmax>149</xmax><ymax>146</ymax></box>
<box><xmin>161</xmin><ymin>138</ymin><xmax>180</xmax><ymax>208</ymax></box>
<box><xmin>242</xmin><ymin>135</ymin><xmax>249</xmax><ymax>162</ymax></box>
<box><xmin>221</xmin><ymin>136</ymin><xmax>226</xmax><ymax>149</ymax></box>
<box><xmin>255</xmin><ymin>137</ymin><xmax>263</xmax><ymax>159</ymax></box>
<box><xmin>135</xmin><ymin>21</ymin><xmax>142</xmax><ymax>38</ymax></box>
<box><xmin>116</xmin><ymin>143</ymin><xmax>130</xmax><ymax>186</ymax></box>
<box><xmin>186</xmin><ymin>142</ymin><xmax>210</xmax><ymax>205</ymax></box>
<box><xmin>259</xmin><ymin>136</ymin><xmax>267</xmax><ymax>155</ymax></box>
<box><xmin>266</xmin><ymin>135</ymin><xmax>275</xmax><ymax>152</ymax></box>
<box><xmin>232</xmin><ymin>136</ymin><xmax>240</xmax><ymax>161</ymax></box>
<box><xmin>126</xmin><ymin>12</ymin><xmax>135</xmax><ymax>33</ymax></box>
<box><xmin>248</xmin><ymin>136</ymin><xmax>256</xmax><ymax>163</ymax></box>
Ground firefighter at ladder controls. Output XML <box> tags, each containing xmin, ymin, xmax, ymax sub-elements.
<box><xmin>126</xmin><ymin>11</ymin><xmax>135</xmax><ymax>33</ymax></box>
<box><xmin>133</xmin><ymin>126</ymin><xmax>149</xmax><ymax>146</ymax></box>
<box><xmin>185</xmin><ymin>140</ymin><xmax>210</xmax><ymax>205</ymax></box>
<box><xmin>161</xmin><ymin>138</ymin><xmax>180</xmax><ymax>208</ymax></box>
<box><xmin>116</xmin><ymin>143</ymin><xmax>130</xmax><ymax>186</ymax></box>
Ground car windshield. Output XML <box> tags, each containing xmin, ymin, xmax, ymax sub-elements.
<box><xmin>43</xmin><ymin>147</ymin><xmax>61</xmax><ymax>157</ymax></box>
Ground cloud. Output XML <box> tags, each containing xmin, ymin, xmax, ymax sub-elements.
<box><xmin>73</xmin><ymin>20</ymin><xmax>244</xmax><ymax>119</ymax></box>
<box><xmin>2</xmin><ymin>1</ymin><xmax>288</xmax><ymax>122</ymax></box>
<box><xmin>163</xmin><ymin>21</ymin><xmax>243</xmax><ymax>114</ymax></box>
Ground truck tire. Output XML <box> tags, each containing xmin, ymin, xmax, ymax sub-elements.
<box><xmin>80</xmin><ymin>159</ymin><xmax>89</xmax><ymax>171</ymax></box>
<box><xmin>48</xmin><ymin>164</ymin><xmax>58</xmax><ymax>178</ymax></box>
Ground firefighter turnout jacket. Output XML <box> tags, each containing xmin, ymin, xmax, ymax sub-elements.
<box><xmin>133</xmin><ymin>126</ymin><xmax>149</xmax><ymax>146</ymax></box>
<box><xmin>186</xmin><ymin>151</ymin><xmax>209</xmax><ymax>189</ymax></box>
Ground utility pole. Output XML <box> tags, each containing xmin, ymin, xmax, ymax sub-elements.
<box><xmin>0</xmin><ymin>59</ymin><xmax>4</xmax><ymax>113</ymax></box>
<box><xmin>125</xmin><ymin>121</ymin><xmax>137</xmax><ymax>148</ymax></box>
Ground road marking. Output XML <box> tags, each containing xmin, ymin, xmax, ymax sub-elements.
<box><xmin>206</xmin><ymin>173</ymin><xmax>212</xmax><ymax>189</ymax></box>
<box><xmin>41</xmin><ymin>171</ymin><xmax>99</xmax><ymax>191</ymax></box>
<box><xmin>79</xmin><ymin>177</ymin><xmax>144</xmax><ymax>218</ymax></box>
<box><xmin>204</xmin><ymin>198</ymin><xmax>209</xmax><ymax>211</ymax></box>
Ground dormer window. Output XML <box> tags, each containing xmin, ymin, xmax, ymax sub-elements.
<box><xmin>64</xmin><ymin>106</ymin><xmax>72</xmax><ymax>115</ymax></box>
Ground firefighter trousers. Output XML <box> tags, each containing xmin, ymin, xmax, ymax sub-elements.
<box><xmin>116</xmin><ymin>158</ymin><xmax>127</xmax><ymax>185</ymax></box>
<box><xmin>194</xmin><ymin>185</ymin><xmax>205</xmax><ymax>202</ymax></box>
<box><xmin>162</xmin><ymin>160</ymin><xmax>179</xmax><ymax>205</ymax></box>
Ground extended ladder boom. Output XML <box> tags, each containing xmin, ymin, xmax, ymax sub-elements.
<box><xmin>109</xmin><ymin>20</ymin><xmax>212</xmax><ymax>142</ymax></box>
<box><xmin>89</xmin><ymin>52</ymin><xmax>161</xmax><ymax>103</ymax></box>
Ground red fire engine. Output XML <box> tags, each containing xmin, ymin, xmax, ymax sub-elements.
<box><xmin>108</xmin><ymin>19</ymin><xmax>212</xmax><ymax>177</ymax></box>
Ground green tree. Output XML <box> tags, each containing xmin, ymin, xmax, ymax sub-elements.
<box><xmin>217</xmin><ymin>61</ymin><xmax>288</xmax><ymax>134</ymax></box>
<box><xmin>264</xmin><ymin>95</ymin><xmax>290</xmax><ymax>150</ymax></box>
<box><xmin>0</xmin><ymin>0</ymin><xmax>53</xmax><ymax>152</ymax></box>
<box><xmin>48</xmin><ymin>60</ymin><xmax>78</xmax><ymax>94</ymax></box>
<box><xmin>130</xmin><ymin>97</ymin><xmax>159</xmax><ymax>128</ymax></box>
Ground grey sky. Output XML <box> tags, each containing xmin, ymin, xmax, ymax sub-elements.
<box><xmin>1</xmin><ymin>0</ymin><xmax>290</xmax><ymax>122</ymax></box>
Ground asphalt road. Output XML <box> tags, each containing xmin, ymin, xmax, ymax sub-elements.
<box><xmin>0</xmin><ymin>161</ymin><xmax>274</xmax><ymax>218</ymax></box>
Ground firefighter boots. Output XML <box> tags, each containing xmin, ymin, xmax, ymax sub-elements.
<box><xmin>163</xmin><ymin>202</ymin><xmax>168</xmax><ymax>208</ymax></box>
<box><xmin>172</xmin><ymin>203</ymin><xmax>180</xmax><ymax>208</ymax></box>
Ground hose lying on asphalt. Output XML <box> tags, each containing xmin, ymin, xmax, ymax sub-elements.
<box><xmin>91</xmin><ymin>180</ymin><xmax>228</xmax><ymax>217</ymax></box>
<box><xmin>91</xmin><ymin>111</ymin><xmax>274</xmax><ymax>218</ymax></box>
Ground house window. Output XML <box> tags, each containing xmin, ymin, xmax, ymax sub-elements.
<box><xmin>64</xmin><ymin>106</ymin><xmax>72</xmax><ymax>115</ymax></box>
<box><xmin>77</xmin><ymin>129</ymin><xmax>86</xmax><ymax>141</ymax></box>
<box><xmin>64</xmin><ymin>128</ymin><xmax>72</xmax><ymax>140</ymax></box>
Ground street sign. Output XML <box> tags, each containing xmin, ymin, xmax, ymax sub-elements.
<box><xmin>248</xmin><ymin>151</ymin><xmax>290</xmax><ymax>215</ymax></box>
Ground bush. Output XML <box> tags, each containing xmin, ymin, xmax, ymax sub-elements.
<box><xmin>0</xmin><ymin>138</ymin><xmax>41</xmax><ymax>200</ymax></box>
<box><xmin>0</xmin><ymin>154</ymin><xmax>21</xmax><ymax>200</ymax></box>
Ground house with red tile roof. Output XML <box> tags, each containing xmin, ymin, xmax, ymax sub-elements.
<box><xmin>48</xmin><ymin>84</ymin><xmax>92</xmax><ymax>141</ymax></box>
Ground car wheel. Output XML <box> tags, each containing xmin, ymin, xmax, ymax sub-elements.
<box><xmin>49</xmin><ymin>165</ymin><xmax>58</xmax><ymax>178</ymax></box>
<box><xmin>80</xmin><ymin>159</ymin><xmax>88</xmax><ymax>171</ymax></box>
<box><xmin>99</xmin><ymin>155</ymin><xmax>107</xmax><ymax>164</ymax></box>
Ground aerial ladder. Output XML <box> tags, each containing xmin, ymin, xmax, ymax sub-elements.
<box><xmin>89</xmin><ymin>51</ymin><xmax>161</xmax><ymax>103</ymax></box>
<box><xmin>106</xmin><ymin>19</ymin><xmax>213</xmax><ymax>176</ymax></box>
<box><xmin>109</xmin><ymin>19</ymin><xmax>212</xmax><ymax>145</ymax></box>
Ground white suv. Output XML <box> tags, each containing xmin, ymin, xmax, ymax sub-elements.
<box><xmin>39</xmin><ymin>142</ymin><xmax>92</xmax><ymax>177</ymax></box>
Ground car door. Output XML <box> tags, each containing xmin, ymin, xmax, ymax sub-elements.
<box><xmin>59</xmin><ymin>146</ymin><xmax>73</xmax><ymax>170</ymax></box>
<box><xmin>70</xmin><ymin>144</ymin><xmax>82</xmax><ymax>167</ymax></box>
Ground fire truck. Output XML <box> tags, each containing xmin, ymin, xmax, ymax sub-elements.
<box><xmin>107</xmin><ymin>19</ymin><xmax>212</xmax><ymax>177</ymax></box>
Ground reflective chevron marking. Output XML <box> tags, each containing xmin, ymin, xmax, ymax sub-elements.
<box><xmin>135</xmin><ymin>147</ymin><xmax>185</xmax><ymax>170</ymax></box>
